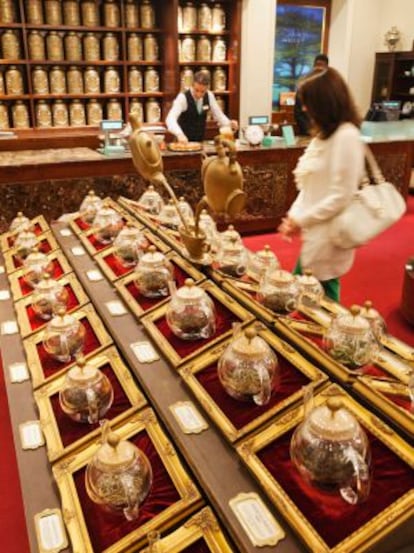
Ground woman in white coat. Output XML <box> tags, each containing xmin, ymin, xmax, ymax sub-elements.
<box><xmin>278</xmin><ymin>67</ymin><xmax>364</xmax><ymax>301</ymax></box>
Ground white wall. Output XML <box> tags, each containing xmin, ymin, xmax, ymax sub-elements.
<box><xmin>239</xmin><ymin>0</ymin><xmax>414</xmax><ymax>121</ymax></box>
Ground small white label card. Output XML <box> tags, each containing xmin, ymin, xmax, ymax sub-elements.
<box><xmin>71</xmin><ymin>246</ymin><xmax>86</xmax><ymax>256</ymax></box>
<box><xmin>34</xmin><ymin>508</ymin><xmax>68</xmax><ymax>553</ymax></box>
<box><xmin>169</xmin><ymin>401</ymin><xmax>208</xmax><ymax>434</ymax></box>
<box><xmin>1</xmin><ymin>319</ymin><xmax>19</xmax><ymax>335</ymax></box>
<box><xmin>86</xmin><ymin>269</ymin><xmax>104</xmax><ymax>282</ymax></box>
<box><xmin>130</xmin><ymin>341</ymin><xmax>159</xmax><ymax>363</ymax></box>
<box><xmin>105</xmin><ymin>300</ymin><xmax>127</xmax><ymax>316</ymax></box>
<box><xmin>59</xmin><ymin>228</ymin><xmax>73</xmax><ymax>237</ymax></box>
<box><xmin>229</xmin><ymin>492</ymin><xmax>286</xmax><ymax>547</ymax></box>
<box><xmin>19</xmin><ymin>420</ymin><xmax>45</xmax><ymax>450</ymax></box>
<box><xmin>0</xmin><ymin>289</ymin><xmax>11</xmax><ymax>300</ymax></box>
<box><xmin>0</xmin><ymin>265</ymin><xmax>4</xmax><ymax>274</ymax></box>
<box><xmin>9</xmin><ymin>361</ymin><xmax>29</xmax><ymax>383</ymax></box>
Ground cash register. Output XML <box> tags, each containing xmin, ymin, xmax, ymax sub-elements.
<box><xmin>98</xmin><ymin>119</ymin><xmax>126</xmax><ymax>155</ymax></box>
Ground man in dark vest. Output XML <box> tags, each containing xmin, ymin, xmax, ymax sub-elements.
<box><xmin>166</xmin><ymin>70</ymin><xmax>238</xmax><ymax>143</ymax></box>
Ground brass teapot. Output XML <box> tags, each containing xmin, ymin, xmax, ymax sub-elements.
<box><xmin>59</xmin><ymin>355</ymin><xmax>114</xmax><ymax>424</ymax></box>
<box><xmin>43</xmin><ymin>307</ymin><xmax>86</xmax><ymax>363</ymax></box>
<box><xmin>79</xmin><ymin>190</ymin><xmax>103</xmax><ymax>224</ymax></box>
<box><xmin>218</xmin><ymin>327</ymin><xmax>278</xmax><ymax>405</ymax></box>
<box><xmin>85</xmin><ymin>427</ymin><xmax>152</xmax><ymax>521</ymax></box>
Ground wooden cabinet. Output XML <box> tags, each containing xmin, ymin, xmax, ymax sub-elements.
<box><xmin>0</xmin><ymin>0</ymin><xmax>241</xmax><ymax>132</ymax></box>
<box><xmin>371</xmin><ymin>51</ymin><xmax>414</xmax><ymax>106</ymax></box>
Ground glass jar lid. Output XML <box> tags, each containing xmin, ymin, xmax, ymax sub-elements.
<box><xmin>307</xmin><ymin>397</ymin><xmax>360</xmax><ymax>441</ymax></box>
<box><xmin>175</xmin><ymin>278</ymin><xmax>205</xmax><ymax>300</ymax></box>
<box><xmin>221</xmin><ymin>224</ymin><xmax>241</xmax><ymax>244</ymax></box>
<box><xmin>267</xmin><ymin>268</ymin><xmax>295</xmax><ymax>286</ymax></box>
<box><xmin>66</xmin><ymin>355</ymin><xmax>99</xmax><ymax>385</ymax></box>
<box><xmin>334</xmin><ymin>305</ymin><xmax>371</xmax><ymax>336</ymax></box>
<box><xmin>48</xmin><ymin>307</ymin><xmax>78</xmax><ymax>330</ymax></box>
<box><xmin>95</xmin><ymin>432</ymin><xmax>136</xmax><ymax>469</ymax></box>
<box><xmin>231</xmin><ymin>328</ymin><xmax>271</xmax><ymax>359</ymax></box>
<box><xmin>139</xmin><ymin>245</ymin><xmax>165</xmax><ymax>267</ymax></box>
<box><xmin>10</xmin><ymin>211</ymin><xmax>30</xmax><ymax>232</ymax></box>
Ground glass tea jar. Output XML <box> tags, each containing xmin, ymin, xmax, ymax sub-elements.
<box><xmin>290</xmin><ymin>396</ymin><xmax>371</xmax><ymax>504</ymax></box>
<box><xmin>144</xmin><ymin>67</ymin><xmax>159</xmax><ymax>92</ymax></box>
<box><xmin>127</xmin><ymin>33</ymin><xmax>143</xmax><ymax>61</ymax></box>
<box><xmin>25</xmin><ymin>0</ymin><xmax>44</xmax><ymax>24</ymax></box>
<box><xmin>81</xmin><ymin>0</ymin><xmax>99</xmax><ymax>26</ymax></box>
<box><xmin>103</xmin><ymin>0</ymin><xmax>120</xmax><ymax>28</ymax></box>
<box><xmin>87</xmin><ymin>99</ymin><xmax>103</xmax><ymax>126</ymax></box>
<box><xmin>218</xmin><ymin>327</ymin><xmax>278</xmax><ymax>405</ymax></box>
<box><xmin>145</xmin><ymin>98</ymin><xmax>161</xmax><ymax>123</ymax></box>
<box><xmin>106</xmin><ymin>98</ymin><xmax>122</xmax><ymax>120</ymax></box>
<box><xmin>14</xmin><ymin>229</ymin><xmax>38</xmax><ymax>261</ymax></box>
<box><xmin>198</xmin><ymin>209</ymin><xmax>219</xmax><ymax>251</ymax></box>
<box><xmin>83</xmin><ymin>32</ymin><xmax>100</xmax><ymax>62</ymax></box>
<box><xmin>85</xmin><ymin>428</ymin><xmax>153</xmax><ymax>520</ymax></box>
<box><xmin>359</xmin><ymin>300</ymin><xmax>386</xmax><ymax>341</ymax></box>
<box><xmin>140</xmin><ymin>0</ymin><xmax>155</xmax><ymax>29</ymax></box>
<box><xmin>59</xmin><ymin>355</ymin><xmax>114</xmax><ymax>424</ymax></box>
<box><xmin>67</xmin><ymin>65</ymin><xmax>83</xmax><ymax>94</ymax></box>
<box><xmin>1</xmin><ymin>30</ymin><xmax>21</xmax><ymax>59</ymax></box>
<box><xmin>177</xmin><ymin>196</ymin><xmax>194</xmax><ymax>223</ymax></box>
<box><xmin>53</xmin><ymin>100</ymin><xmax>69</xmax><ymax>127</ymax></box>
<box><xmin>129</xmin><ymin>98</ymin><xmax>143</xmax><ymax>123</ymax></box>
<box><xmin>219</xmin><ymin>224</ymin><xmax>242</xmax><ymax>247</ymax></box>
<box><xmin>43</xmin><ymin>307</ymin><xmax>86</xmax><ymax>363</ymax></box>
<box><xmin>9</xmin><ymin>212</ymin><xmax>32</xmax><ymax>235</ymax></box>
<box><xmin>113</xmin><ymin>223</ymin><xmax>148</xmax><ymax>268</ymax></box>
<box><xmin>180</xmin><ymin>36</ymin><xmax>196</xmax><ymax>63</ymax></box>
<box><xmin>143</xmin><ymin>33</ymin><xmax>158</xmax><ymax>61</ymax></box>
<box><xmin>84</xmin><ymin>66</ymin><xmax>100</xmax><ymax>94</ymax></box>
<box><xmin>45</xmin><ymin>0</ymin><xmax>62</xmax><ymax>25</ymax></box>
<box><xmin>137</xmin><ymin>185</ymin><xmax>164</xmax><ymax>215</ymax></box>
<box><xmin>166</xmin><ymin>278</ymin><xmax>216</xmax><ymax>340</ymax></box>
<box><xmin>69</xmin><ymin>99</ymin><xmax>86</xmax><ymax>126</ymax></box>
<box><xmin>31</xmin><ymin>273</ymin><xmax>69</xmax><ymax>320</ymax></box>
<box><xmin>0</xmin><ymin>0</ymin><xmax>16</xmax><ymax>23</ymax></box>
<box><xmin>35</xmin><ymin>100</ymin><xmax>52</xmax><ymax>128</ymax></box>
<box><xmin>0</xmin><ymin>102</ymin><xmax>9</xmax><ymax>129</ymax></box>
<box><xmin>49</xmin><ymin>65</ymin><xmax>66</xmax><ymax>94</ymax></box>
<box><xmin>212</xmin><ymin>67</ymin><xmax>227</xmax><ymax>91</ymax></box>
<box><xmin>79</xmin><ymin>190</ymin><xmax>103</xmax><ymax>224</ymax></box>
<box><xmin>257</xmin><ymin>268</ymin><xmax>299</xmax><ymax>314</ymax></box>
<box><xmin>180</xmin><ymin>67</ymin><xmax>194</xmax><ymax>90</ymax></box>
<box><xmin>196</xmin><ymin>36</ymin><xmax>211</xmax><ymax>62</ymax></box>
<box><xmin>211</xmin><ymin>2</ymin><xmax>226</xmax><ymax>31</ymax></box>
<box><xmin>28</xmin><ymin>30</ymin><xmax>46</xmax><ymax>61</ymax></box>
<box><xmin>198</xmin><ymin>3</ymin><xmax>212</xmax><ymax>31</ymax></box>
<box><xmin>248</xmin><ymin>245</ymin><xmax>280</xmax><ymax>280</ymax></box>
<box><xmin>295</xmin><ymin>269</ymin><xmax>324</xmax><ymax>307</ymax></box>
<box><xmin>212</xmin><ymin>36</ymin><xmax>227</xmax><ymax>62</ymax></box>
<box><xmin>182</xmin><ymin>1</ymin><xmax>197</xmax><ymax>32</ymax></box>
<box><xmin>104</xmin><ymin>66</ymin><xmax>120</xmax><ymax>93</ymax></box>
<box><xmin>158</xmin><ymin>199</ymin><xmax>181</xmax><ymax>230</ymax></box>
<box><xmin>125</xmin><ymin>0</ymin><xmax>139</xmax><ymax>28</ymax></box>
<box><xmin>23</xmin><ymin>247</ymin><xmax>54</xmax><ymax>288</ymax></box>
<box><xmin>93</xmin><ymin>202</ymin><xmax>123</xmax><ymax>245</ymax></box>
<box><xmin>12</xmin><ymin>101</ymin><xmax>30</xmax><ymax>128</ymax></box>
<box><xmin>324</xmin><ymin>306</ymin><xmax>378</xmax><ymax>368</ymax></box>
<box><xmin>32</xmin><ymin>66</ymin><xmax>49</xmax><ymax>94</ymax></box>
<box><xmin>216</xmin><ymin>238</ymin><xmax>248</xmax><ymax>277</ymax></box>
<box><xmin>134</xmin><ymin>246</ymin><xmax>174</xmax><ymax>299</ymax></box>
<box><xmin>5</xmin><ymin>66</ymin><xmax>24</xmax><ymax>95</ymax></box>
<box><xmin>103</xmin><ymin>32</ymin><xmax>119</xmax><ymax>61</ymax></box>
<box><xmin>64</xmin><ymin>31</ymin><xmax>82</xmax><ymax>62</ymax></box>
<box><xmin>63</xmin><ymin>0</ymin><xmax>81</xmax><ymax>26</ymax></box>
<box><xmin>47</xmin><ymin>31</ymin><xmax>64</xmax><ymax>61</ymax></box>
<box><xmin>128</xmin><ymin>66</ymin><xmax>143</xmax><ymax>93</ymax></box>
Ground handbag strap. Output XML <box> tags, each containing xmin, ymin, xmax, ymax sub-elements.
<box><xmin>363</xmin><ymin>144</ymin><xmax>386</xmax><ymax>185</ymax></box>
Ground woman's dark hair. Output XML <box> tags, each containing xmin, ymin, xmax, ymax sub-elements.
<box><xmin>298</xmin><ymin>67</ymin><xmax>361</xmax><ymax>138</ymax></box>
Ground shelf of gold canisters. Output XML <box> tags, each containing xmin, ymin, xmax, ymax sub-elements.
<box><xmin>0</xmin><ymin>0</ymin><xmax>241</xmax><ymax>132</ymax></box>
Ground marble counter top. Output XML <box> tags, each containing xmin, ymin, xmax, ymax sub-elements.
<box><xmin>0</xmin><ymin>147</ymin><xmax>104</xmax><ymax>167</ymax></box>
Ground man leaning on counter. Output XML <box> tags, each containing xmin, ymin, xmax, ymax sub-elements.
<box><xmin>166</xmin><ymin>70</ymin><xmax>239</xmax><ymax>143</ymax></box>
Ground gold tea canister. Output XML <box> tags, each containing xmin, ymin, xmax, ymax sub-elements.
<box><xmin>45</xmin><ymin>0</ymin><xmax>62</xmax><ymax>25</ymax></box>
<box><xmin>84</xmin><ymin>66</ymin><xmax>100</xmax><ymax>93</ymax></box>
<box><xmin>53</xmin><ymin>100</ymin><xmax>69</xmax><ymax>127</ymax></box>
<box><xmin>145</xmin><ymin>98</ymin><xmax>161</xmax><ymax>123</ymax></box>
<box><xmin>144</xmin><ymin>33</ymin><xmax>158</xmax><ymax>61</ymax></box>
<box><xmin>63</xmin><ymin>0</ymin><xmax>80</xmax><ymax>26</ymax></box>
<box><xmin>0</xmin><ymin>101</ymin><xmax>10</xmax><ymax>129</ymax></box>
<box><xmin>182</xmin><ymin>1</ymin><xmax>197</xmax><ymax>32</ymax></box>
<box><xmin>212</xmin><ymin>2</ymin><xmax>226</xmax><ymax>31</ymax></box>
<box><xmin>128</xmin><ymin>66</ymin><xmax>143</xmax><ymax>93</ymax></box>
<box><xmin>26</xmin><ymin>0</ymin><xmax>43</xmax><ymax>24</ymax></box>
<box><xmin>49</xmin><ymin>65</ymin><xmax>66</xmax><ymax>94</ymax></box>
<box><xmin>70</xmin><ymin>99</ymin><xmax>86</xmax><ymax>126</ymax></box>
<box><xmin>0</xmin><ymin>70</ymin><xmax>4</xmax><ymax>95</ymax></box>
<box><xmin>104</xmin><ymin>66</ymin><xmax>120</xmax><ymax>93</ymax></box>
<box><xmin>144</xmin><ymin>67</ymin><xmax>159</xmax><ymax>92</ymax></box>
<box><xmin>65</xmin><ymin>31</ymin><xmax>82</xmax><ymax>61</ymax></box>
<box><xmin>212</xmin><ymin>36</ymin><xmax>226</xmax><ymax>62</ymax></box>
<box><xmin>84</xmin><ymin>32</ymin><xmax>100</xmax><ymax>61</ymax></box>
<box><xmin>0</xmin><ymin>0</ymin><xmax>16</xmax><ymax>23</ymax></box>
<box><xmin>197</xmin><ymin>35</ymin><xmax>211</xmax><ymax>62</ymax></box>
<box><xmin>180</xmin><ymin>36</ymin><xmax>196</xmax><ymax>63</ymax></box>
<box><xmin>103</xmin><ymin>0</ymin><xmax>120</xmax><ymax>28</ymax></box>
<box><xmin>47</xmin><ymin>31</ymin><xmax>64</xmax><ymax>61</ymax></box>
<box><xmin>125</xmin><ymin>0</ymin><xmax>139</xmax><ymax>28</ymax></box>
<box><xmin>212</xmin><ymin>66</ymin><xmax>227</xmax><ymax>91</ymax></box>
<box><xmin>107</xmin><ymin>98</ymin><xmax>122</xmax><ymax>120</ymax></box>
<box><xmin>198</xmin><ymin>3</ymin><xmax>212</xmax><ymax>31</ymax></box>
<box><xmin>103</xmin><ymin>32</ymin><xmax>119</xmax><ymax>61</ymax></box>
<box><xmin>81</xmin><ymin>0</ymin><xmax>99</xmax><ymax>26</ymax></box>
<box><xmin>12</xmin><ymin>101</ymin><xmax>30</xmax><ymax>128</ymax></box>
<box><xmin>67</xmin><ymin>65</ymin><xmax>83</xmax><ymax>94</ymax></box>
<box><xmin>140</xmin><ymin>0</ymin><xmax>155</xmax><ymax>29</ymax></box>
<box><xmin>28</xmin><ymin>30</ymin><xmax>46</xmax><ymax>61</ymax></box>
<box><xmin>180</xmin><ymin>67</ymin><xmax>194</xmax><ymax>90</ymax></box>
<box><xmin>127</xmin><ymin>33</ymin><xmax>143</xmax><ymax>61</ymax></box>
<box><xmin>87</xmin><ymin>99</ymin><xmax>103</xmax><ymax>125</ymax></box>
<box><xmin>32</xmin><ymin>66</ymin><xmax>49</xmax><ymax>94</ymax></box>
<box><xmin>177</xmin><ymin>6</ymin><xmax>183</xmax><ymax>32</ymax></box>
<box><xmin>5</xmin><ymin>66</ymin><xmax>24</xmax><ymax>95</ymax></box>
<box><xmin>129</xmin><ymin>98</ymin><xmax>143</xmax><ymax>123</ymax></box>
<box><xmin>36</xmin><ymin>100</ymin><xmax>52</xmax><ymax>128</ymax></box>
<box><xmin>1</xmin><ymin>30</ymin><xmax>21</xmax><ymax>59</ymax></box>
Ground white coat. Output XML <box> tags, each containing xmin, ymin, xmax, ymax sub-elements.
<box><xmin>288</xmin><ymin>123</ymin><xmax>365</xmax><ymax>281</ymax></box>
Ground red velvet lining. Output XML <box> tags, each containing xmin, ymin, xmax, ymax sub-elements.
<box><xmin>257</xmin><ymin>428</ymin><xmax>414</xmax><ymax>548</ymax></box>
<box><xmin>195</xmin><ymin>355</ymin><xmax>310</xmax><ymax>430</ymax></box>
<box><xmin>12</xmin><ymin>238</ymin><xmax>52</xmax><ymax>269</ymax></box>
<box><xmin>17</xmin><ymin>258</ymin><xmax>65</xmax><ymax>296</ymax></box>
<box><xmin>102</xmin><ymin>252</ymin><xmax>134</xmax><ymax>278</ymax></box>
<box><xmin>73</xmin><ymin>430</ymin><xmax>181</xmax><ymax>552</ymax></box>
<box><xmin>87</xmin><ymin>234</ymin><xmax>111</xmax><ymax>252</ymax></box>
<box><xmin>50</xmin><ymin>363</ymin><xmax>132</xmax><ymax>447</ymax></box>
<box><xmin>36</xmin><ymin>318</ymin><xmax>101</xmax><ymax>378</ymax></box>
<box><xmin>124</xmin><ymin>262</ymin><xmax>193</xmax><ymax>313</ymax></box>
<box><xmin>382</xmin><ymin>393</ymin><xmax>412</xmax><ymax>412</ymax></box>
<box><xmin>7</xmin><ymin>223</ymin><xmax>43</xmax><ymax>248</ymax></box>
<box><xmin>182</xmin><ymin>538</ymin><xmax>210</xmax><ymax>553</ymax></box>
<box><xmin>25</xmin><ymin>283</ymin><xmax>80</xmax><ymax>332</ymax></box>
<box><xmin>73</xmin><ymin>217</ymin><xmax>91</xmax><ymax>231</ymax></box>
<box><xmin>154</xmin><ymin>296</ymin><xmax>241</xmax><ymax>360</ymax></box>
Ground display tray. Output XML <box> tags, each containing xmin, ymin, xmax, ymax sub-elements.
<box><xmin>237</xmin><ymin>383</ymin><xmax>414</xmax><ymax>553</ymax></box>
<box><xmin>15</xmin><ymin>273</ymin><xmax>89</xmax><ymax>337</ymax></box>
<box><xmin>3</xmin><ymin>231</ymin><xmax>60</xmax><ymax>274</ymax></box>
<box><xmin>115</xmin><ymin>252</ymin><xmax>206</xmax><ymax>320</ymax></box>
<box><xmin>138</xmin><ymin>507</ymin><xmax>234</xmax><ymax>553</ymax></box>
<box><xmin>155</xmin><ymin>226</ymin><xmax>186</xmax><ymax>257</ymax></box>
<box><xmin>94</xmin><ymin>229</ymin><xmax>171</xmax><ymax>282</ymax></box>
<box><xmin>179</xmin><ymin>323</ymin><xmax>328</xmax><ymax>443</ymax></box>
<box><xmin>0</xmin><ymin>214</ymin><xmax>50</xmax><ymax>252</ymax></box>
<box><xmin>34</xmin><ymin>345</ymin><xmax>147</xmax><ymax>462</ymax></box>
<box><xmin>117</xmin><ymin>196</ymin><xmax>162</xmax><ymax>235</ymax></box>
<box><xmin>23</xmin><ymin>303</ymin><xmax>113</xmax><ymax>389</ymax></box>
<box><xmin>7</xmin><ymin>250</ymin><xmax>73</xmax><ymax>301</ymax></box>
<box><xmin>141</xmin><ymin>280</ymin><xmax>255</xmax><ymax>369</ymax></box>
<box><xmin>52</xmin><ymin>408</ymin><xmax>203</xmax><ymax>553</ymax></box>
<box><xmin>68</xmin><ymin>197</ymin><xmax>133</xmax><ymax>236</ymax></box>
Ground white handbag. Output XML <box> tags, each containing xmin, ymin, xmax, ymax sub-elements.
<box><xmin>329</xmin><ymin>145</ymin><xmax>406</xmax><ymax>249</ymax></box>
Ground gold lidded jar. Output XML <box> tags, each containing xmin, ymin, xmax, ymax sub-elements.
<box><xmin>64</xmin><ymin>31</ymin><xmax>82</xmax><ymax>62</ymax></box>
<box><xmin>104</xmin><ymin>66</ymin><xmax>120</xmax><ymax>93</ymax></box>
<box><xmin>182</xmin><ymin>1</ymin><xmax>197</xmax><ymax>32</ymax></box>
<box><xmin>63</xmin><ymin>0</ymin><xmax>80</xmax><ymax>26</ymax></box>
<box><xmin>134</xmin><ymin>245</ymin><xmax>173</xmax><ymax>298</ymax></box>
<box><xmin>144</xmin><ymin>66</ymin><xmax>159</xmax><ymax>92</ymax></box>
<box><xmin>140</xmin><ymin>0</ymin><xmax>155</xmax><ymax>29</ymax></box>
<box><xmin>125</xmin><ymin>0</ymin><xmax>139</xmax><ymax>28</ymax></box>
<box><xmin>81</xmin><ymin>0</ymin><xmax>99</xmax><ymax>26</ymax></box>
<box><xmin>12</xmin><ymin>101</ymin><xmax>30</xmax><ymax>128</ymax></box>
<box><xmin>1</xmin><ymin>30</ymin><xmax>21</xmax><ymax>59</ymax></box>
<box><xmin>87</xmin><ymin>99</ymin><xmax>103</xmax><ymax>126</ymax></box>
<box><xmin>69</xmin><ymin>99</ymin><xmax>86</xmax><ymax>126</ymax></box>
<box><xmin>143</xmin><ymin>33</ymin><xmax>158</xmax><ymax>61</ymax></box>
<box><xmin>129</xmin><ymin>98</ymin><xmax>143</xmax><ymax>124</ymax></box>
<box><xmin>50</xmin><ymin>65</ymin><xmax>66</xmax><ymax>94</ymax></box>
<box><xmin>212</xmin><ymin>36</ymin><xmax>227</xmax><ymax>62</ymax></box>
<box><xmin>28</xmin><ymin>30</ymin><xmax>46</xmax><ymax>61</ymax></box>
<box><xmin>31</xmin><ymin>273</ymin><xmax>69</xmax><ymax>320</ymax></box>
<box><xmin>212</xmin><ymin>66</ymin><xmax>227</xmax><ymax>91</ymax></box>
<box><xmin>84</xmin><ymin>32</ymin><xmax>100</xmax><ymax>61</ymax></box>
<box><xmin>145</xmin><ymin>97</ymin><xmax>161</xmax><ymax>123</ymax></box>
<box><xmin>45</xmin><ymin>0</ymin><xmax>62</xmax><ymax>25</ymax></box>
<box><xmin>198</xmin><ymin>2</ymin><xmax>212</xmax><ymax>31</ymax></box>
<box><xmin>103</xmin><ymin>32</ymin><xmax>119</xmax><ymax>61</ymax></box>
<box><xmin>103</xmin><ymin>0</ymin><xmax>120</xmax><ymax>28</ymax></box>
<box><xmin>196</xmin><ymin>35</ymin><xmax>211</xmax><ymax>62</ymax></box>
<box><xmin>67</xmin><ymin>65</ymin><xmax>83</xmax><ymax>94</ymax></box>
<box><xmin>127</xmin><ymin>33</ymin><xmax>143</xmax><ymax>61</ymax></box>
<box><xmin>0</xmin><ymin>102</ymin><xmax>10</xmax><ymax>129</ymax></box>
<box><xmin>180</xmin><ymin>35</ymin><xmax>196</xmax><ymax>63</ymax></box>
<box><xmin>0</xmin><ymin>0</ymin><xmax>16</xmax><ymax>23</ymax></box>
<box><xmin>25</xmin><ymin>0</ymin><xmax>43</xmax><ymax>24</ymax></box>
<box><xmin>180</xmin><ymin>66</ymin><xmax>194</xmax><ymax>90</ymax></box>
<box><xmin>106</xmin><ymin>98</ymin><xmax>123</xmax><ymax>121</ymax></box>
<box><xmin>211</xmin><ymin>2</ymin><xmax>226</xmax><ymax>31</ymax></box>
<box><xmin>43</xmin><ymin>307</ymin><xmax>86</xmax><ymax>363</ymax></box>
<box><xmin>35</xmin><ymin>100</ymin><xmax>52</xmax><ymax>128</ymax></box>
<box><xmin>128</xmin><ymin>66</ymin><xmax>143</xmax><ymax>93</ymax></box>
<box><xmin>47</xmin><ymin>31</ymin><xmax>64</xmax><ymax>61</ymax></box>
<box><xmin>84</xmin><ymin>66</ymin><xmax>100</xmax><ymax>93</ymax></box>
<box><xmin>5</xmin><ymin>65</ymin><xmax>24</xmax><ymax>95</ymax></box>
<box><xmin>32</xmin><ymin>66</ymin><xmax>49</xmax><ymax>94</ymax></box>
<box><xmin>53</xmin><ymin>99</ymin><xmax>69</xmax><ymax>127</ymax></box>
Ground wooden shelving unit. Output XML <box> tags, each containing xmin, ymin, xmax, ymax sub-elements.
<box><xmin>371</xmin><ymin>51</ymin><xmax>414</xmax><ymax>107</ymax></box>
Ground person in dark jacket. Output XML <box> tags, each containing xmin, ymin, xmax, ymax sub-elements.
<box><xmin>166</xmin><ymin>70</ymin><xmax>238</xmax><ymax>143</ymax></box>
